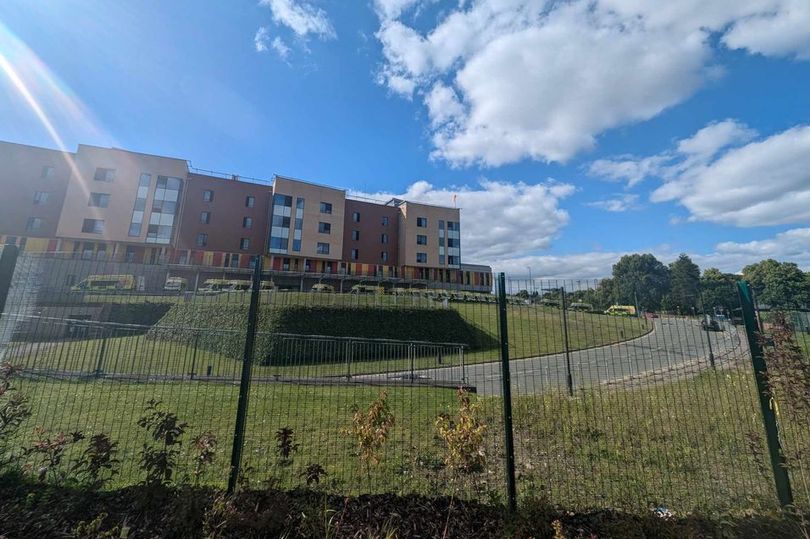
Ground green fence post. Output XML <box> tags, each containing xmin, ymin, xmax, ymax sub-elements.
<box><xmin>0</xmin><ymin>245</ymin><xmax>19</xmax><ymax>317</ymax></box>
<box><xmin>737</xmin><ymin>280</ymin><xmax>794</xmax><ymax>509</ymax></box>
<box><xmin>94</xmin><ymin>329</ymin><xmax>108</xmax><ymax>376</ymax></box>
<box><xmin>497</xmin><ymin>273</ymin><xmax>518</xmax><ymax>512</ymax></box>
<box><xmin>559</xmin><ymin>286</ymin><xmax>574</xmax><ymax>397</ymax></box>
<box><xmin>227</xmin><ymin>257</ymin><xmax>263</xmax><ymax>493</ymax></box>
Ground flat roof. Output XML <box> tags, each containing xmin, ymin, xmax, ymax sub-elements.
<box><xmin>273</xmin><ymin>174</ymin><xmax>348</xmax><ymax>193</ymax></box>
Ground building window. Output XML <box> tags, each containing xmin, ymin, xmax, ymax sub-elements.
<box><xmin>81</xmin><ymin>219</ymin><xmax>104</xmax><ymax>234</ymax></box>
<box><xmin>318</xmin><ymin>222</ymin><xmax>331</xmax><ymax>234</ymax></box>
<box><xmin>351</xmin><ymin>230</ymin><xmax>360</xmax><ymax>241</ymax></box>
<box><xmin>245</xmin><ymin>195</ymin><xmax>255</xmax><ymax>208</ymax></box>
<box><xmin>448</xmin><ymin>255</ymin><xmax>460</xmax><ymax>266</ymax></box>
<box><xmin>196</xmin><ymin>233</ymin><xmax>208</xmax><ymax>247</ymax></box>
<box><xmin>416</xmin><ymin>217</ymin><xmax>427</xmax><ymax>227</ymax></box>
<box><xmin>320</xmin><ymin>202</ymin><xmax>332</xmax><ymax>214</ymax></box>
<box><xmin>225</xmin><ymin>254</ymin><xmax>239</xmax><ymax>268</ymax></box>
<box><xmin>292</xmin><ymin>239</ymin><xmax>301</xmax><ymax>251</ymax></box>
<box><xmin>25</xmin><ymin>217</ymin><xmax>42</xmax><ymax>231</ymax></box>
<box><xmin>382</xmin><ymin>216</ymin><xmax>389</xmax><ymax>226</ymax></box>
<box><xmin>439</xmin><ymin>254</ymin><xmax>445</xmax><ymax>265</ymax></box>
<box><xmin>316</xmin><ymin>242</ymin><xmax>330</xmax><ymax>255</ymax></box>
<box><xmin>352</xmin><ymin>211</ymin><xmax>360</xmax><ymax>222</ymax></box>
<box><xmin>93</xmin><ymin>168</ymin><xmax>115</xmax><ymax>182</ymax></box>
<box><xmin>381</xmin><ymin>233</ymin><xmax>388</xmax><ymax>244</ymax></box>
<box><xmin>381</xmin><ymin>251</ymin><xmax>389</xmax><ymax>262</ymax></box>
<box><xmin>129</xmin><ymin>223</ymin><xmax>141</xmax><ymax>237</ymax></box>
<box><xmin>145</xmin><ymin>176</ymin><xmax>182</xmax><ymax>245</ymax></box>
<box><xmin>88</xmin><ymin>193</ymin><xmax>110</xmax><ymax>208</ymax></box>
<box><xmin>416</xmin><ymin>252</ymin><xmax>427</xmax><ymax>264</ymax></box>
<box><xmin>139</xmin><ymin>173</ymin><xmax>151</xmax><ymax>187</ymax></box>
<box><xmin>33</xmin><ymin>191</ymin><xmax>50</xmax><ymax>205</ymax></box>
<box><xmin>200</xmin><ymin>211</ymin><xmax>211</xmax><ymax>224</ymax></box>
<box><xmin>240</xmin><ymin>238</ymin><xmax>250</xmax><ymax>250</ymax></box>
<box><xmin>439</xmin><ymin>220</ymin><xmax>445</xmax><ymax>230</ymax></box>
<box><xmin>203</xmin><ymin>190</ymin><xmax>214</xmax><ymax>202</ymax></box>
<box><xmin>41</xmin><ymin>166</ymin><xmax>55</xmax><ymax>178</ymax></box>
<box><xmin>351</xmin><ymin>249</ymin><xmax>359</xmax><ymax>260</ymax></box>
<box><xmin>269</xmin><ymin>236</ymin><xmax>287</xmax><ymax>250</ymax></box>
<box><xmin>243</xmin><ymin>216</ymin><xmax>253</xmax><ymax>229</ymax></box>
<box><xmin>417</xmin><ymin>234</ymin><xmax>427</xmax><ymax>245</ymax></box>
<box><xmin>447</xmin><ymin>238</ymin><xmax>460</xmax><ymax>248</ymax></box>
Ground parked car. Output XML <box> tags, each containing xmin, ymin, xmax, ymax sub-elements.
<box><xmin>311</xmin><ymin>283</ymin><xmax>334</xmax><ymax>293</ymax></box>
<box><xmin>701</xmin><ymin>319</ymin><xmax>724</xmax><ymax>332</ymax></box>
<box><xmin>164</xmin><ymin>276</ymin><xmax>187</xmax><ymax>292</ymax></box>
<box><xmin>605</xmin><ymin>305</ymin><xmax>637</xmax><ymax>316</ymax></box>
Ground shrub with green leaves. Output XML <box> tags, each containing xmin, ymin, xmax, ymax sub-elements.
<box><xmin>435</xmin><ymin>388</ymin><xmax>487</xmax><ymax>475</ymax></box>
<box><xmin>343</xmin><ymin>391</ymin><xmax>395</xmax><ymax>471</ymax></box>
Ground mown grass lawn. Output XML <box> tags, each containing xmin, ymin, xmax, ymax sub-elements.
<box><xmin>5</xmin><ymin>365</ymin><xmax>788</xmax><ymax>515</ymax></box>
<box><xmin>8</xmin><ymin>300</ymin><xmax>649</xmax><ymax>378</ymax></box>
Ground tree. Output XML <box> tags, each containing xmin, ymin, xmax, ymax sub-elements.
<box><xmin>668</xmin><ymin>254</ymin><xmax>701</xmax><ymax>314</ymax></box>
<box><xmin>700</xmin><ymin>268</ymin><xmax>738</xmax><ymax>315</ymax></box>
<box><xmin>743</xmin><ymin>260</ymin><xmax>810</xmax><ymax>309</ymax></box>
<box><xmin>593</xmin><ymin>277</ymin><xmax>615</xmax><ymax>310</ymax></box>
<box><xmin>611</xmin><ymin>254</ymin><xmax>670</xmax><ymax>311</ymax></box>
<box><xmin>742</xmin><ymin>259</ymin><xmax>781</xmax><ymax>296</ymax></box>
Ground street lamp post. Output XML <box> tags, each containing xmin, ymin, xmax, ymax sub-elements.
<box><xmin>526</xmin><ymin>266</ymin><xmax>533</xmax><ymax>296</ymax></box>
<box><xmin>699</xmin><ymin>289</ymin><xmax>716</xmax><ymax>368</ymax></box>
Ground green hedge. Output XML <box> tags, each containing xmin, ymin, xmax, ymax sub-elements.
<box><xmin>149</xmin><ymin>304</ymin><xmax>495</xmax><ymax>365</ymax></box>
<box><xmin>106</xmin><ymin>303</ymin><xmax>172</xmax><ymax>327</ymax></box>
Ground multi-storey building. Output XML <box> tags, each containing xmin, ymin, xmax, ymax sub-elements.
<box><xmin>0</xmin><ymin>140</ymin><xmax>492</xmax><ymax>291</ymax></box>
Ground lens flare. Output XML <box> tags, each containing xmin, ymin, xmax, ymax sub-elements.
<box><xmin>0</xmin><ymin>19</ymin><xmax>116</xmax><ymax>203</ymax></box>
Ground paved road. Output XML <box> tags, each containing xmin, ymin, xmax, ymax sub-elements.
<box><xmin>361</xmin><ymin>317</ymin><xmax>746</xmax><ymax>396</ymax></box>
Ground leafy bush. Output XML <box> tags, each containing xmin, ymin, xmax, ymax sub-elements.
<box><xmin>343</xmin><ymin>391</ymin><xmax>395</xmax><ymax>473</ymax></box>
<box><xmin>137</xmin><ymin>399</ymin><xmax>188</xmax><ymax>485</ymax></box>
<box><xmin>435</xmin><ymin>389</ymin><xmax>487</xmax><ymax>475</ymax></box>
<box><xmin>0</xmin><ymin>362</ymin><xmax>30</xmax><ymax>466</ymax></box>
<box><xmin>72</xmin><ymin>434</ymin><xmax>119</xmax><ymax>489</ymax></box>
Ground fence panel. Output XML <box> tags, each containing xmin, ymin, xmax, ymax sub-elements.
<box><xmin>756</xmin><ymin>307</ymin><xmax>810</xmax><ymax>510</ymax></box>
<box><xmin>0</xmin><ymin>251</ymin><xmax>797</xmax><ymax>515</ymax></box>
<box><xmin>235</xmin><ymin>279</ymin><xmax>508</xmax><ymax>502</ymax></box>
<box><xmin>500</xmin><ymin>277</ymin><xmax>775</xmax><ymax>514</ymax></box>
<box><xmin>0</xmin><ymin>252</ymin><xmax>251</xmax><ymax>488</ymax></box>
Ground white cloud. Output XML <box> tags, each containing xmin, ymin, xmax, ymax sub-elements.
<box><xmin>254</xmin><ymin>26</ymin><xmax>271</xmax><ymax>52</ymax></box>
<box><xmin>260</xmin><ymin>0</ymin><xmax>336</xmax><ymax>39</ymax></box>
<box><xmin>675</xmin><ymin>120</ymin><xmax>757</xmax><ymax>161</ymax></box>
<box><xmin>723</xmin><ymin>0</ymin><xmax>810</xmax><ymax>60</ymax></box>
<box><xmin>589</xmin><ymin>119</ymin><xmax>757</xmax><ymax>186</ymax></box>
<box><xmin>271</xmin><ymin>36</ymin><xmax>292</xmax><ymax>60</ymax></box>
<box><xmin>652</xmin><ymin>124</ymin><xmax>810</xmax><ymax>227</ymax></box>
<box><xmin>352</xmin><ymin>178</ymin><xmax>575</xmax><ymax>262</ymax></box>
<box><xmin>586</xmin><ymin>194</ymin><xmax>640</xmax><ymax>212</ymax></box>
<box><xmin>374</xmin><ymin>0</ymin><xmax>424</xmax><ymax>21</ymax></box>
<box><xmin>492</xmin><ymin>227</ymin><xmax>810</xmax><ymax>279</ymax></box>
<box><xmin>587</xmin><ymin>154</ymin><xmax>668</xmax><ymax>188</ymax></box>
<box><xmin>424</xmin><ymin>82</ymin><xmax>464</xmax><ymax>127</ymax></box>
<box><xmin>374</xmin><ymin>0</ymin><xmax>810</xmax><ymax>166</ymax></box>
<box><xmin>590</xmin><ymin>120</ymin><xmax>810</xmax><ymax>227</ymax></box>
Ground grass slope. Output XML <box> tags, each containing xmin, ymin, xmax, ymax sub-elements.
<box><xmin>5</xmin><ymin>365</ymin><xmax>788</xmax><ymax>515</ymax></box>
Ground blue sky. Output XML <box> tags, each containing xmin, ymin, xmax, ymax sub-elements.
<box><xmin>1</xmin><ymin>0</ymin><xmax>809</xmax><ymax>277</ymax></box>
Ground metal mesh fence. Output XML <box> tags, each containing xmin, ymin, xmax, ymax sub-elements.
<box><xmin>0</xmin><ymin>251</ymin><xmax>802</xmax><ymax>515</ymax></box>
<box><xmin>761</xmin><ymin>309</ymin><xmax>810</xmax><ymax>510</ymax></box>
